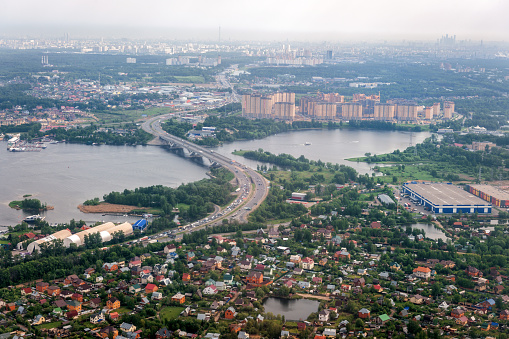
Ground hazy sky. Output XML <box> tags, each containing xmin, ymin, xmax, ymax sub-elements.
<box><xmin>2</xmin><ymin>0</ymin><xmax>508</xmax><ymax>41</ymax></box>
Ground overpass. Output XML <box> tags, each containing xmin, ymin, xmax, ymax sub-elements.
<box><xmin>141</xmin><ymin>113</ymin><xmax>269</xmax><ymax>226</ymax></box>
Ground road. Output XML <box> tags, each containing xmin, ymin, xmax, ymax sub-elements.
<box><xmin>141</xmin><ymin>111</ymin><xmax>269</xmax><ymax>235</ymax></box>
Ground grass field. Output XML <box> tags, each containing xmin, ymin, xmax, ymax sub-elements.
<box><xmin>93</xmin><ymin>107</ymin><xmax>176</xmax><ymax>124</ymax></box>
<box><xmin>160</xmin><ymin>306</ymin><xmax>185</xmax><ymax>321</ymax></box>
<box><xmin>174</xmin><ymin>76</ymin><xmax>205</xmax><ymax>83</ymax></box>
<box><xmin>37</xmin><ymin>321</ymin><xmax>62</xmax><ymax>329</ymax></box>
<box><xmin>116</xmin><ymin>306</ymin><xmax>131</xmax><ymax>314</ymax></box>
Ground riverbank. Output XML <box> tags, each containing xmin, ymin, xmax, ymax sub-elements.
<box><xmin>77</xmin><ymin>203</ymin><xmax>148</xmax><ymax>214</ymax></box>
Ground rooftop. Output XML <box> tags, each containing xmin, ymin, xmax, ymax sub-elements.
<box><xmin>469</xmin><ymin>184</ymin><xmax>509</xmax><ymax>200</ymax></box>
<box><xmin>404</xmin><ymin>183</ymin><xmax>489</xmax><ymax>206</ymax></box>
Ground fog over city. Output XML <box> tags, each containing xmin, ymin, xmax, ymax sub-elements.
<box><xmin>2</xmin><ymin>0</ymin><xmax>508</xmax><ymax>41</ymax></box>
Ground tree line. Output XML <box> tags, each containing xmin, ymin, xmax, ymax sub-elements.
<box><xmin>102</xmin><ymin>167</ymin><xmax>235</xmax><ymax>221</ymax></box>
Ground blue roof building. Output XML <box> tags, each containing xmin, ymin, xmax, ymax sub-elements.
<box><xmin>133</xmin><ymin>219</ymin><xmax>148</xmax><ymax>231</ymax></box>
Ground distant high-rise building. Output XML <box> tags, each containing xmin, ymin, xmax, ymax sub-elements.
<box><xmin>374</xmin><ymin>103</ymin><xmax>395</xmax><ymax>121</ymax></box>
<box><xmin>444</xmin><ymin>101</ymin><xmax>455</xmax><ymax>119</ymax></box>
<box><xmin>326</xmin><ymin>50</ymin><xmax>333</xmax><ymax>60</ymax></box>
<box><xmin>242</xmin><ymin>92</ymin><xmax>295</xmax><ymax>120</ymax></box>
<box><xmin>433</xmin><ymin>103</ymin><xmax>440</xmax><ymax>117</ymax></box>
<box><xmin>424</xmin><ymin>106</ymin><xmax>433</xmax><ymax>120</ymax></box>
<box><xmin>341</xmin><ymin>103</ymin><xmax>363</xmax><ymax>120</ymax></box>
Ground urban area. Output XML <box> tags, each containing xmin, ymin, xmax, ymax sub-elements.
<box><xmin>3</xmin><ymin>29</ymin><xmax>509</xmax><ymax>339</ymax></box>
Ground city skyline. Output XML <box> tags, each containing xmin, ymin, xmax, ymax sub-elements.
<box><xmin>2</xmin><ymin>0</ymin><xmax>508</xmax><ymax>41</ymax></box>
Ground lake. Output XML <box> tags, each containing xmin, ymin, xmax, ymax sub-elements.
<box><xmin>263</xmin><ymin>297</ymin><xmax>320</xmax><ymax>321</ymax></box>
<box><xmin>410</xmin><ymin>223</ymin><xmax>447</xmax><ymax>241</ymax></box>
<box><xmin>0</xmin><ymin>128</ymin><xmax>429</xmax><ymax>226</ymax></box>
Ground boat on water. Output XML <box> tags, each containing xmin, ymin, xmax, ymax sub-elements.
<box><xmin>305</xmin><ymin>142</ymin><xmax>311</xmax><ymax>146</ymax></box>
<box><xmin>24</xmin><ymin>215</ymin><xmax>45</xmax><ymax>223</ymax></box>
<box><xmin>49</xmin><ymin>140</ymin><xmax>58</xmax><ymax>144</ymax></box>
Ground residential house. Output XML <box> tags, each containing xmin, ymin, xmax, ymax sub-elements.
<box><xmin>466</xmin><ymin>266</ymin><xmax>481</xmax><ymax>277</ymax></box>
<box><xmin>413</xmin><ymin>267</ymin><xmax>431</xmax><ymax>280</ymax></box>
<box><xmin>103</xmin><ymin>262</ymin><xmax>118</xmax><ymax>272</ymax></box>
<box><xmin>375</xmin><ymin>314</ymin><xmax>390</xmax><ymax>325</ymax></box>
<box><xmin>353</xmin><ymin>278</ymin><xmax>365</xmax><ymax>287</ymax></box>
<box><xmin>120</xmin><ymin>322</ymin><xmax>137</xmax><ymax>332</ymax></box>
<box><xmin>152</xmin><ymin>292</ymin><xmax>163</xmax><ymax>300</ymax></box>
<box><xmin>246</xmin><ymin>271</ymin><xmax>263</xmax><ymax>285</ymax></box>
<box><xmin>323</xmin><ymin>329</ymin><xmax>336</xmax><ymax>337</ymax></box>
<box><xmin>225</xmin><ymin>307</ymin><xmax>237</xmax><ymax>319</ymax></box>
<box><xmin>318</xmin><ymin>309</ymin><xmax>330</xmax><ymax>322</ymax></box>
<box><xmin>451</xmin><ymin>308</ymin><xmax>465</xmax><ymax>318</ymax></box>
<box><xmin>32</xmin><ymin>315</ymin><xmax>45</xmax><ymax>325</ymax></box>
<box><xmin>107</xmin><ymin>297</ymin><xmax>121</xmax><ymax>310</ymax></box>
<box><xmin>90</xmin><ymin>312</ymin><xmax>105</xmax><ymax>324</ymax></box>
<box><xmin>172</xmin><ymin>293</ymin><xmax>185</xmax><ymax>304</ymax></box>
<box><xmin>66</xmin><ymin>300</ymin><xmax>81</xmax><ymax>312</ymax></box>
<box><xmin>203</xmin><ymin>285</ymin><xmax>218</xmax><ymax>295</ymax></box>
<box><xmin>500</xmin><ymin>310</ymin><xmax>509</xmax><ymax>320</ymax></box>
<box><xmin>156</xmin><ymin>328</ymin><xmax>172</xmax><ymax>339</ymax></box>
<box><xmin>335</xmin><ymin>250</ymin><xmax>350</xmax><ymax>260</ymax></box>
<box><xmin>129</xmin><ymin>284</ymin><xmax>142</xmax><ymax>294</ymax></box>
<box><xmin>21</xmin><ymin>288</ymin><xmax>32</xmax><ymax>296</ymax></box>
<box><xmin>164</xmin><ymin>244</ymin><xmax>177</xmax><ymax>254</ymax></box>
<box><xmin>36</xmin><ymin>282</ymin><xmax>49</xmax><ymax>293</ymax></box>
<box><xmin>145</xmin><ymin>284</ymin><xmax>158</xmax><ymax>294</ymax></box>
<box><xmin>358</xmin><ymin>308</ymin><xmax>370</xmax><ymax>319</ymax></box>
<box><xmin>290</xmin><ymin>255</ymin><xmax>301</xmax><ymax>264</ymax></box>
<box><xmin>99</xmin><ymin>326</ymin><xmax>118</xmax><ymax>339</ymax></box>
<box><xmin>239</xmin><ymin>260</ymin><xmax>252</xmax><ymax>270</ymax></box>
<box><xmin>390</xmin><ymin>262</ymin><xmax>401</xmax><ymax>271</ymax></box>
<box><xmin>300</xmin><ymin>257</ymin><xmax>315</xmax><ymax>270</ymax></box>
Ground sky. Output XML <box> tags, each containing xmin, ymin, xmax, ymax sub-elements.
<box><xmin>2</xmin><ymin>0</ymin><xmax>508</xmax><ymax>41</ymax></box>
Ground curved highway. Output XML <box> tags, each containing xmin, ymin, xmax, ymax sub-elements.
<box><xmin>141</xmin><ymin>113</ymin><xmax>269</xmax><ymax>233</ymax></box>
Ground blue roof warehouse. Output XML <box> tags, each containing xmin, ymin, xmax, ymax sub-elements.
<box><xmin>402</xmin><ymin>182</ymin><xmax>492</xmax><ymax>214</ymax></box>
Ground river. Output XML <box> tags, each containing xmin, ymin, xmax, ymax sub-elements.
<box><xmin>0</xmin><ymin>129</ymin><xmax>429</xmax><ymax>226</ymax></box>
<box><xmin>0</xmin><ymin>143</ymin><xmax>208</xmax><ymax>226</ymax></box>
<box><xmin>211</xmin><ymin>129</ymin><xmax>430</xmax><ymax>174</ymax></box>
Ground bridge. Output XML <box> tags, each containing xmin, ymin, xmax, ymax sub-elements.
<box><xmin>158</xmin><ymin>135</ymin><xmax>221</xmax><ymax>167</ymax></box>
<box><xmin>141</xmin><ymin>113</ymin><xmax>269</xmax><ymax>225</ymax></box>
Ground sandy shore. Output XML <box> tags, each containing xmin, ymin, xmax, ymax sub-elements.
<box><xmin>77</xmin><ymin>203</ymin><xmax>147</xmax><ymax>214</ymax></box>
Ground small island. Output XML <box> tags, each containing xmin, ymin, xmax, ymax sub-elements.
<box><xmin>9</xmin><ymin>198</ymin><xmax>53</xmax><ymax>212</ymax></box>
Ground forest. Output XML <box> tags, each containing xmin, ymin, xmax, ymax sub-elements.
<box><xmin>364</xmin><ymin>135</ymin><xmax>509</xmax><ymax>181</ymax></box>
<box><xmin>44</xmin><ymin>124</ymin><xmax>153</xmax><ymax>145</ymax></box>
<box><xmin>102</xmin><ymin>167</ymin><xmax>235</xmax><ymax>221</ymax></box>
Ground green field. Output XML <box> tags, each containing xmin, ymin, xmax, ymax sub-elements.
<box><xmin>93</xmin><ymin>107</ymin><xmax>176</xmax><ymax>124</ymax></box>
<box><xmin>160</xmin><ymin>306</ymin><xmax>185</xmax><ymax>321</ymax></box>
<box><xmin>37</xmin><ymin>321</ymin><xmax>62</xmax><ymax>329</ymax></box>
<box><xmin>8</xmin><ymin>200</ymin><xmax>22</xmax><ymax>209</ymax></box>
<box><xmin>174</xmin><ymin>76</ymin><xmax>205</xmax><ymax>83</ymax></box>
<box><xmin>116</xmin><ymin>306</ymin><xmax>131</xmax><ymax>314</ymax></box>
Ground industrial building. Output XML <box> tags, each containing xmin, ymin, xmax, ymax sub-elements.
<box><xmin>62</xmin><ymin>222</ymin><xmax>133</xmax><ymax>248</ymax></box>
<box><xmin>378</xmin><ymin>194</ymin><xmax>395</xmax><ymax>205</ymax></box>
<box><xmin>291</xmin><ymin>193</ymin><xmax>307</xmax><ymax>201</ymax></box>
<box><xmin>133</xmin><ymin>219</ymin><xmax>148</xmax><ymax>231</ymax></box>
<box><xmin>465</xmin><ymin>184</ymin><xmax>509</xmax><ymax>208</ymax></box>
<box><xmin>402</xmin><ymin>182</ymin><xmax>492</xmax><ymax>214</ymax></box>
<box><xmin>27</xmin><ymin>229</ymin><xmax>72</xmax><ymax>253</ymax></box>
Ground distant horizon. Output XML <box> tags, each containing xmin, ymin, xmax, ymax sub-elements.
<box><xmin>2</xmin><ymin>0</ymin><xmax>508</xmax><ymax>43</ymax></box>
<box><xmin>0</xmin><ymin>25</ymin><xmax>501</xmax><ymax>44</ymax></box>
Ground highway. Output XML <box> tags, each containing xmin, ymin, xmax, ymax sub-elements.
<box><xmin>141</xmin><ymin>111</ymin><xmax>269</xmax><ymax>234</ymax></box>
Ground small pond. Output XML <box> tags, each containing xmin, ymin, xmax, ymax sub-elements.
<box><xmin>263</xmin><ymin>297</ymin><xmax>320</xmax><ymax>321</ymax></box>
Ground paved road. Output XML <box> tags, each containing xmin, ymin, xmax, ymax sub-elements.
<box><xmin>141</xmin><ymin>111</ymin><xmax>269</xmax><ymax>235</ymax></box>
